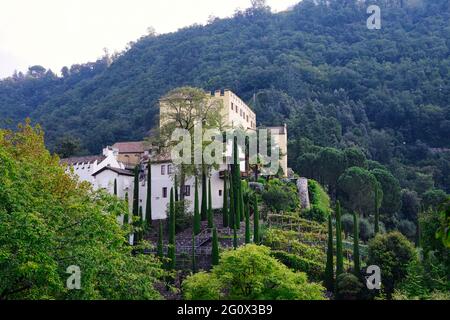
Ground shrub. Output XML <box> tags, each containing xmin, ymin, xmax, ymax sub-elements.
<box><xmin>262</xmin><ymin>179</ymin><xmax>299</xmax><ymax>213</ymax></box>
<box><xmin>335</xmin><ymin>273</ymin><xmax>364</xmax><ymax>300</ymax></box>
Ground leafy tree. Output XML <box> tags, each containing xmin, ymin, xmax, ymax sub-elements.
<box><xmin>341</xmin><ymin>214</ymin><xmax>353</xmax><ymax>239</ymax></box>
<box><xmin>182</xmin><ymin>245</ymin><xmax>326</xmax><ymax>300</ymax></box>
<box><xmin>422</xmin><ymin>189</ymin><xmax>447</xmax><ymax>211</ymax></box>
<box><xmin>0</xmin><ymin>123</ymin><xmax>164</xmax><ymax>299</ymax></box>
<box><xmin>367</xmin><ymin>232</ymin><xmax>416</xmax><ymax>298</ymax></box>
<box><xmin>337</xmin><ymin>167</ymin><xmax>380</xmax><ymax>217</ymax></box>
<box><xmin>400</xmin><ymin>189</ymin><xmax>420</xmax><ymax>222</ymax></box>
<box><xmin>212</xmin><ymin>227</ymin><xmax>219</xmax><ymax>265</ymax></box>
<box><xmin>344</xmin><ymin>147</ymin><xmax>367</xmax><ymax>169</ymax></box>
<box><xmin>371</xmin><ymin>168</ymin><xmax>401</xmax><ymax>217</ymax></box>
<box><xmin>317</xmin><ymin>147</ymin><xmax>346</xmax><ymax>198</ymax></box>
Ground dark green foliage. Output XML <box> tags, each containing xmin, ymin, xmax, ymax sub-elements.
<box><xmin>337</xmin><ymin>167</ymin><xmax>380</xmax><ymax>217</ymax></box>
<box><xmin>245</xmin><ymin>199</ymin><xmax>251</xmax><ymax>244</ymax></box>
<box><xmin>262</xmin><ymin>179</ymin><xmax>300</xmax><ymax>213</ymax></box>
<box><xmin>352</xmin><ymin>212</ymin><xmax>360</xmax><ymax>277</ymax></box>
<box><xmin>146</xmin><ymin>162</ymin><xmax>152</xmax><ymax>227</ymax></box>
<box><xmin>193</xmin><ymin>176</ymin><xmax>201</xmax><ymax>235</ymax></box>
<box><xmin>169</xmin><ymin>188</ymin><xmax>175</xmax><ymax>246</ymax></box>
<box><xmin>174</xmin><ymin>175</ymin><xmax>179</xmax><ymax>202</ymax></box>
<box><xmin>157</xmin><ymin>220</ymin><xmax>163</xmax><ymax>258</ymax></box>
<box><xmin>132</xmin><ymin>165</ymin><xmax>139</xmax><ymax>217</ymax></box>
<box><xmin>371</xmin><ymin>168</ymin><xmax>401</xmax><ymax>217</ymax></box>
<box><xmin>253</xmin><ymin>194</ymin><xmax>260</xmax><ymax>244</ymax></box>
<box><xmin>207</xmin><ymin>178</ymin><xmax>213</xmax><ymax>228</ymax></box>
<box><xmin>374</xmin><ymin>186</ymin><xmax>380</xmax><ymax>235</ymax></box>
<box><xmin>222</xmin><ymin>173</ymin><xmax>229</xmax><ymax>228</ymax></box>
<box><xmin>335</xmin><ymin>273</ymin><xmax>363</xmax><ymax>300</ymax></box>
<box><xmin>422</xmin><ymin>189</ymin><xmax>448</xmax><ymax>211</ymax></box>
<box><xmin>271</xmin><ymin>250</ymin><xmax>324</xmax><ymax>282</ymax></box>
<box><xmin>325</xmin><ymin>214</ymin><xmax>334</xmax><ymax>292</ymax></box>
<box><xmin>368</xmin><ymin>232</ymin><xmax>416</xmax><ymax>298</ymax></box>
<box><xmin>212</xmin><ymin>227</ymin><xmax>219</xmax><ymax>265</ymax></box>
<box><xmin>113</xmin><ymin>178</ymin><xmax>117</xmax><ymax>196</ymax></box>
<box><xmin>335</xmin><ymin>201</ymin><xmax>344</xmax><ymax>277</ymax></box>
<box><xmin>201</xmin><ymin>168</ymin><xmax>207</xmax><ymax>221</ymax></box>
<box><xmin>1</xmin><ymin>1</ymin><xmax>449</xmax><ymax>197</ymax></box>
<box><xmin>123</xmin><ymin>192</ymin><xmax>129</xmax><ymax>226</ymax></box>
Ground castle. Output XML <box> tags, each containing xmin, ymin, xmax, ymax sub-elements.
<box><xmin>61</xmin><ymin>89</ymin><xmax>288</xmax><ymax>222</ymax></box>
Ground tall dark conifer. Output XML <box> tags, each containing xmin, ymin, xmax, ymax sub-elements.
<box><xmin>222</xmin><ymin>172</ymin><xmax>229</xmax><ymax>228</ymax></box>
<box><xmin>201</xmin><ymin>166</ymin><xmax>207</xmax><ymax>221</ymax></box>
<box><xmin>167</xmin><ymin>188</ymin><xmax>176</xmax><ymax>269</ymax></box>
<box><xmin>207</xmin><ymin>178</ymin><xmax>213</xmax><ymax>228</ymax></box>
<box><xmin>193</xmin><ymin>176</ymin><xmax>201</xmax><ymax>235</ymax></box>
<box><xmin>145</xmin><ymin>162</ymin><xmax>152</xmax><ymax>227</ymax></box>
<box><xmin>253</xmin><ymin>194</ymin><xmax>260</xmax><ymax>244</ymax></box>
<box><xmin>335</xmin><ymin>201</ymin><xmax>344</xmax><ymax>276</ymax></box>
<box><xmin>353</xmin><ymin>211</ymin><xmax>361</xmax><ymax>276</ymax></box>
<box><xmin>325</xmin><ymin>214</ymin><xmax>334</xmax><ymax>292</ymax></box>
<box><xmin>157</xmin><ymin>220</ymin><xmax>163</xmax><ymax>258</ymax></box>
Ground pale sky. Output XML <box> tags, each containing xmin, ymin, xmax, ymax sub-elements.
<box><xmin>0</xmin><ymin>0</ymin><xmax>300</xmax><ymax>78</ymax></box>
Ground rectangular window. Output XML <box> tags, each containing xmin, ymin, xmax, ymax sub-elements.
<box><xmin>231</xmin><ymin>103</ymin><xmax>234</xmax><ymax>111</ymax></box>
<box><xmin>236</xmin><ymin>106</ymin><xmax>238</xmax><ymax>114</ymax></box>
<box><xmin>246</xmin><ymin>115</ymin><xmax>249</xmax><ymax>122</ymax></box>
<box><xmin>185</xmin><ymin>185</ymin><xmax>191</xmax><ymax>197</ymax></box>
<box><xmin>219</xmin><ymin>190</ymin><xmax>222</xmax><ymax>196</ymax></box>
<box><xmin>161</xmin><ymin>165</ymin><xmax>165</xmax><ymax>175</ymax></box>
<box><xmin>168</xmin><ymin>164</ymin><xmax>173</xmax><ymax>175</ymax></box>
<box><xmin>162</xmin><ymin>187</ymin><xmax>168</xmax><ymax>198</ymax></box>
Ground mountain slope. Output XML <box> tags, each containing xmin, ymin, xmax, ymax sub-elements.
<box><xmin>0</xmin><ymin>0</ymin><xmax>449</xmax><ymax>192</ymax></box>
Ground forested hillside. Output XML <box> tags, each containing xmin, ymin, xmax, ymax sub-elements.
<box><xmin>0</xmin><ymin>0</ymin><xmax>449</xmax><ymax>195</ymax></box>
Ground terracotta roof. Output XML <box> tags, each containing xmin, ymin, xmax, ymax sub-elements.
<box><xmin>92</xmin><ymin>166</ymin><xmax>134</xmax><ymax>177</ymax></box>
<box><xmin>60</xmin><ymin>155</ymin><xmax>105</xmax><ymax>165</ymax></box>
<box><xmin>112</xmin><ymin>141</ymin><xmax>145</xmax><ymax>154</ymax></box>
<box><xmin>149</xmin><ymin>149</ymin><xmax>172</xmax><ymax>163</ymax></box>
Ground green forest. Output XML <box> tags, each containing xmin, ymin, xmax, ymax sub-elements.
<box><xmin>0</xmin><ymin>0</ymin><xmax>449</xmax><ymax>301</ymax></box>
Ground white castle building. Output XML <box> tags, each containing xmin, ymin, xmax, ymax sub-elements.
<box><xmin>61</xmin><ymin>90</ymin><xmax>288</xmax><ymax>222</ymax></box>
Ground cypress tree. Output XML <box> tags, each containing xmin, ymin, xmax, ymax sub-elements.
<box><xmin>233</xmin><ymin>225</ymin><xmax>238</xmax><ymax>249</ymax></box>
<box><xmin>233</xmin><ymin>137</ymin><xmax>241</xmax><ymax>228</ymax></box>
<box><xmin>123</xmin><ymin>192</ymin><xmax>129</xmax><ymax>225</ymax></box>
<box><xmin>325</xmin><ymin>214</ymin><xmax>334</xmax><ymax>292</ymax></box>
<box><xmin>212</xmin><ymin>227</ymin><xmax>219</xmax><ymax>265</ymax></box>
<box><xmin>113</xmin><ymin>178</ymin><xmax>117</xmax><ymax>196</ymax></box>
<box><xmin>374</xmin><ymin>186</ymin><xmax>380</xmax><ymax>235</ymax></box>
<box><xmin>239</xmin><ymin>181</ymin><xmax>244</xmax><ymax>223</ymax></box>
<box><xmin>335</xmin><ymin>201</ymin><xmax>344</xmax><ymax>276</ymax></box>
<box><xmin>174</xmin><ymin>175</ymin><xmax>179</xmax><ymax>202</ymax></box>
<box><xmin>145</xmin><ymin>162</ymin><xmax>152</xmax><ymax>227</ymax></box>
<box><xmin>193</xmin><ymin>176</ymin><xmax>201</xmax><ymax>235</ymax></box>
<box><xmin>353</xmin><ymin>211</ymin><xmax>361</xmax><ymax>276</ymax></box>
<box><xmin>157</xmin><ymin>220</ymin><xmax>163</xmax><ymax>258</ymax></box>
<box><xmin>192</xmin><ymin>233</ymin><xmax>197</xmax><ymax>273</ymax></box>
<box><xmin>253</xmin><ymin>194</ymin><xmax>260</xmax><ymax>244</ymax></box>
<box><xmin>207</xmin><ymin>178</ymin><xmax>213</xmax><ymax>228</ymax></box>
<box><xmin>201</xmin><ymin>166</ymin><xmax>207</xmax><ymax>221</ymax></box>
<box><xmin>229</xmin><ymin>172</ymin><xmax>235</xmax><ymax>231</ymax></box>
<box><xmin>132</xmin><ymin>165</ymin><xmax>139</xmax><ymax>217</ymax></box>
<box><xmin>222</xmin><ymin>172</ymin><xmax>229</xmax><ymax>228</ymax></box>
<box><xmin>245</xmin><ymin>196</ymin><xmax>251</xmax><ymax>244</ymax></box>
<box><xmin>167</xmin><ymin>188</ymin><xmax>176</xmax><ymax>269</ymax></box>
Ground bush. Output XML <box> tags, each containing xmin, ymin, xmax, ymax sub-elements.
<box><xmin>335</xmin><ymin>273</ymin><xmax>364</xmax><ymax>300</ymax></box>
<box><xmin>368</xmin><ymin>232</ymin><xmax>416</xmax><ymax>298</ymax></box>
<box><xmin>262</xmin><ymin>179</ymin><xmax>299</xmax><ymax>213</ymax></box>
<box><xmin>341</xmin><ymin>214</ymin><xmax>353</xmax><ymax>238</ymax></box>
<box><xmin>271</xmin><ymin>250</ymin><xmax>324</xmax><ymax>282</ymax></box>
<box><xmin>359</xmin><ymin>217</ymin><xmax>374</xmax><ymax>242</ymax></box>
<box><xmin>182</xmin><ymin>245</ymin><xmax>326</xmax><ymax>300</ymax></box>
<box><xmin>303</xmin><ymin>206</ymin><xmax>328</xmax><ymax>223</ymax></box>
